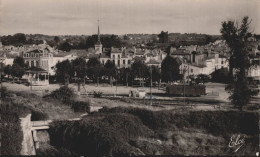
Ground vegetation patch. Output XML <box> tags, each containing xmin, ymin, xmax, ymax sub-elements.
<box><xmin>46</xmin><ymin>86</ymin><xmax>75</xmax><ymax>104</ymax></box>
<box><xmin>0</xmin><ymin>101</ymin><xmax>29</xmax><ymax>155</ymax></box>
<box><xmin>48</xmin><ymin>113</ymin><xmax>154</xmax><ymax>156</ymax></box>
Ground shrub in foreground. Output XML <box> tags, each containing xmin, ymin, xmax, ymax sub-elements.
<box><xmin>49</xmin><ymin>113</ymin><xmax>154</xmax><ymax>157</ymax></box>
<box><xmin>71</xmin><ymin>100</ymin><xmax>90</xmax><ymax>113</ymax></box>
<box><xmin>47</xmin><ymin>86</ymin><xmax>75</xmax><ymax>104</ymax></box>
<box><xmin>30</xmin><ymin>108</ymin><xmax>49</xmax><ymax>121</ymax></box>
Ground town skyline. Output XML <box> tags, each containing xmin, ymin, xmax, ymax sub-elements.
<box><xmin>0</xmin><ymin>0</ymin><xmax>259</xmax><ymax>36</ymax></box>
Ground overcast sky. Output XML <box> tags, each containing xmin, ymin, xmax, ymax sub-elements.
<box><xmin>0</xmin><ymin>0</ymin><xmax>259</xmax><ymax>35</ymax></box>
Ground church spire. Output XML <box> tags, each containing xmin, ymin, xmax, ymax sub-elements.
<box><xmin>98</xmin><ymin>19</ymin><xmax>100</xmax><ymax>42</ymax></box>
<box><xmin>94</xmin><ymin>18</ymin><xmax>102</xmax><ymax>54</ymax></box>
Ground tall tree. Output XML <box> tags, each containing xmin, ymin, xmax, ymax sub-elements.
<box><xmin>13</xmin><ymin>33</ymin><xmax>26</xmax><ymax>44</ymax></box>
<box><xmin>132</xmin><ymin>60</ymin><xmax>150</xmax><ymax>87</ymax></box>
<box><xmin>158</xmin><ymin>31</ymin><xmax>169</xmax><ymax>43</ymax></box>
<box><xmin>119</xmin><ymin>67</ymin><xmax>131</xmax><ymax>87</ymax></box>
<box><xmin>72</xmin><ymin>57</ymin><xmax>87</xmax><ymax>90</ymax></box>
<box><xmin>161</xmin><ymin>56</ymin><xmax>182</xmax><ymax>83</ymax></box>
<box><xmin>150</xmin><ymin>65</ymin><xmax>161</xmax><ymax>83</ymax></box>
<box><xmin>54</xmin><ymin>36</ymin><xmax>60</xmax><ymax>44</ymax></box>
<box><xmin>221</xmin><ymin>16</ymin><xmax>256</xmax><ymax>110</ymax></box>
<box><xmin>3</xmin><ymin>65</ymin><xmax>12</xmax><ymax>78</ymax></box>
<box><xmin>104</xmin><ymin>60</ymin><xmax>116</xmax><ymax>86</ymax></box>
<box><xmin>13</xmin><ymin>56</ymin><xmax>27</xmax><ymax>69</ymax></box>
<box><xmin>55</xmin><ymin>60</ymin><xmax>74</xmax><ymax>85</ymax></box>
<box><xmin>86</xmin><ymin>57</ymin><xmax>103</xmax><ymax>86</ymax></box>
<box><xmin>58</xmin><ymin>42</ymin><xmax>72</xmax><ymax>52</ymax></box>
<box><xmin>11</xmin><ymin>63</ymin><xmax>25</xmax><ymax>80</ymax></box>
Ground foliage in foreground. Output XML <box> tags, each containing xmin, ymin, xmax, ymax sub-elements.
<box><xmin>0</xmin><ymin>101</ymin><xmax>28</xmax><ymax>155</ymax></box>
<box><xmin>48</xmin><ymin>107</ymin><xmax>259</xmax><ymax>156</ymax></box>
<box><xmin>71</xmin><ymin>100</ymin><xmax>90</xmax><ymax>113</ymax></box>
<box><xmin>47</xmin><ymin>86</ymin><xmax>75</xmax><ymax>104</ymax></box>
<box><xmin>221</xmin><ymin>16</ymin><xmax>258</xmax><ymax>110</ymax></box>
<box><xmin>49</xmin><ymin>113</ymin><xmax>153</xmax><ymax>156</ymax></box>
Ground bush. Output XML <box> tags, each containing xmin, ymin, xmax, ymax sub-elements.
<box><xmin>49</xmin><ymin>113</ymin><xmax>153</xmax><ymax>157</ymax></box>
<box><xmin>48</xmin><ymin>107</ymin><xmax>259</xmax><ymax>156</ymax></box>
<box><xmin>99</xmin><ymin>107</ymin><xmax>259</xmax><ymax>136</ymax></box>
<box><xmin>0</xmin><ymin>86</ymin><xmax>9</xmax><ymax>98</ymax></box>
<box><xmin>48</xmin><ymin>86</ymin><xmax>75</xmax><ymax>104</ymax></box>
<box><xmin>30</xmin><ymin>108</ymin><xmax>49</xmax><ymax>121</ymax></box>
<box><xmin>211</xmin><ymin>68</ymin><xmax>230</xmax><ymax>83</ymax></box>
<box><xmin>93</xmin><ymin>91</ymin><xmax>103</xmax><ymax>98</ymax></box>
<box><xmin>71</xmin><ymin>101</ymin><xmax>90</xmax><ymax>113</ymax></box>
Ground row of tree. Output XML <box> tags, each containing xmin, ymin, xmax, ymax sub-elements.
<box><xmin>0</xmin><ymin>55</ymin><xmax>182</xmax><ymax>87</ymax></box>
<box><xmin>48</xmin><ymin>35</ymin><xmax>124</xmax><ymax>52</ymax></box>
<box><xmin>1</xmin><ymin>57</ymin><xmax>27</xmax><ymax>81</ymax></box>
<box><xmin>1</xmin><ymin>33</ymin><xmax>43</xmax><ymax>45</ymax></box>
<box><xmin>55</xmin><ymin>56</ymin><xmax>182</xmax><ymax>87</ymax></box>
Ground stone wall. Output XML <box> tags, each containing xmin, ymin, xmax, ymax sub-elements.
<box><xmin>20</xmin><ymin>114</ymin><xmax>36</xmax><ymax>155</ymax></box>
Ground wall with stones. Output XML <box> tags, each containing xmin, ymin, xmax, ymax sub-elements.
<box><xmin>20</xmin><ymin>114</ymin><xmax>36</xmax><ymax>155</ymax></box>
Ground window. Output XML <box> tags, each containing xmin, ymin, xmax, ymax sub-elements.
<box><xmin>128</xmin><ymin>60</ymin><xmax>131</xmax><ymax>64</ymax></box>
<box><xmin>113</xmin><ymin>60</ymin><xmax>115</xmax><ymax>64</ymax></box>
<box><xmin>31</xmin><ymin>61</ymin><xmax>34</xmax><ymax>67</ymax></box>
<box><xmin>118</xmin><ymin>60</ymin><xmax>120</xmax><ymax>66</ymax></box>
<box><xmin>118</xmin><ymin>54</ymin><xmax>120</xmax><ymax>59</ymax></box>
<box><xmin>191</xmin><ymin>69</ymin><xmax>193</xmax><ymax>73</ymax></box>
<box><xmin>102</xmin><ymin>60</ymin><xmax>104</xmax><ymax>64</ymax></box>
<box><xmin>221</xmin><ymin>61</ymin><xmax>224</xmax><ymax>64</ymax></box>
<box><xmin>113</xmin><ymin>55</ymin><xmax>115</xmax><ymax>58</ymax></box>
<box><xmin>123</xmin><ymin>60</ymin><xmax>125</xmax><ymax>64</ymax></box>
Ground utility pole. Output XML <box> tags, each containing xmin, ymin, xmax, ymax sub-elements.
<box><xmin>150</xmin><ymin>67</ymin><xmax>152</xmax><ymax>105</ymax></box>
<box><xmin>183</xmin><ymin>60</ymin><xmax>187</xmax><ymax>106</ymax></box>
<box><xmin>115</xmin><ymin>69</ymin><xmax>118</xmax><ymax>97</ymax></box>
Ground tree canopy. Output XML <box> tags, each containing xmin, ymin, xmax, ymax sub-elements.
<box><xmin>86</xmin><ymin>58</ymin><xmax>104</xmax><ymax>85</ymax></box>
<box><xmin>55</xmin><ymin>60</ymin><xmax>74</xmax><ymax>84</ymax></box>
<box><xmin>158</xmin><ymin>31</ymin><xmax>169</xmax><ymax>43</ymax></box>
<box><xmin>11</xmin><ymin>63</ymin><xmax>25</xmax><ymax>79</ymax></box>
<box><xmin>221</xmin><ymin>16</ymin><xmax>257</xmax><ymax>110</ymax></box>
<box><xmin>72</xmin><ymin>57</ymin><xmax>87</xmax><ymax>79</ymax></box>
<box><xmin>13</xmin><ymin>56</ymin><xmax>27</xmax><ymax>69</ymax></box>
<box><xmin>1</xmin><ymin>33</ymin><xmax>26</xmax><ymax>45</ymax></box>
<box><xmin>161</xmin><ymin>56</ymin><xmax>182</xmax><ymax>82</ymax></box>
<box><xmin>104</xmin><ymin>60</ymin><xmax>117</xmax><ymax>86</ymax></box>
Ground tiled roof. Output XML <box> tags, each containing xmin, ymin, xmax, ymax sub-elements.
<box><xmin>146</xmin><ymin>59</ymin><xmax>160</xmax><ymax>64</ymax></box>
<box><xmin>0</xmin><ymin>50</ymin><xmax>19</xmax><ymax>58</ymax></box>
<box><xmin>133</xmin><ymin>56</ymin><xmax>145</xmax><ymax>61</ymax></box>
<box><xmin>86</xmin><ymin>53</ymin><xmax>100</xmax><ymax>59</ymax></box>
<box><xmin>100</xmin><ymin>53</ymin><xmax>110</xmax><ymax>58</ymax></box>
<box><xmin>26</xmin><ymin>49</ymin><xmax>42</xmax><ymax>54</ymax></box>
<box><xmin>110</xmin><ymin>47</ymin><xmax>122</xmax><ymax>54</ymax></box>
<box><xmin>171</xmin><ymin>49</ymin><xmax>190</xmax><ymax>55</ymax></box>
<box><xmin>26</xmin><ymin>67</ymin><xmax>48</xmax><ymax>73</ymax></box>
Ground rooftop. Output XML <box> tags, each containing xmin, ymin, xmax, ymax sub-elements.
<box><xmin>146</xmin><ymin>59</ymin><xmax>160</xmax><ymax>64</ymax></box>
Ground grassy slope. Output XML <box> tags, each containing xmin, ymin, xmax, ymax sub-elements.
<box><xmin>6</xmin><ymin>91</ymin><xmax>82</xmax><ymax>120</ymax></box>
<box><xmin>46</xmin><ymin>107</ymin><xmax>258</xmax><ymax>156</ymax></box>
